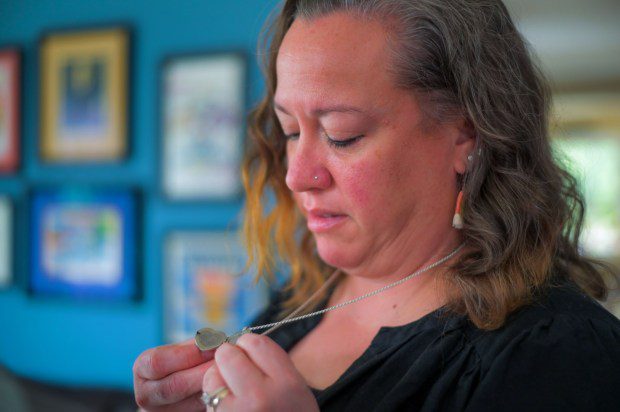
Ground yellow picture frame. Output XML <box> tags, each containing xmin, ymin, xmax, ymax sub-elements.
<box><xmin>40</xmin><ymin>28</ymin><xmax>128</xmax><ymax>162</ymax></box>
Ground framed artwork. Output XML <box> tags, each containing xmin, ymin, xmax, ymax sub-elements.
<box><xmin>552</xmin><ymin>92</ymin><xmax>620</xmax><ymax>262</ymax></box>
<box><xmin>164</xmin><ymin>231</ymin><xmax>267</xmax><ymax>343</ymax></box>
<box><xmin>0</xmin><ymin>196</ymin><xmax>12</xmax><ymax>288</ymax></box>
<box><xmin>40</xmin><ymin>28</ymin><xmax>128</xmax><ymax>162</ymax></box>
<box><xmin>161</xmin><ymin>52</ymin><xmax>246</xmax><ymax>200</ymax></box>
<box><xmin>0</xmin><ymin>48</ymin><xmax>20</xmax><ymax>173</ymax></box>
<box><xmin>30</xmin><ymin>187</ymin><xmax>138</xmax><ymax>300</ymax></box>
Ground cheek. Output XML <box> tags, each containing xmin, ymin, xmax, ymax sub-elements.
<box><xmin>341</xmin><ymin>144</ymin><xmax>425</xmax><ymax>218</ymax></box>
<box><xmin>339</xmin><ymin>157</ymin><xmax>389</xmax><ymax>211</ymax></box>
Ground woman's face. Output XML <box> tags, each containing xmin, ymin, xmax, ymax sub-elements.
<box><xmin>275</xmin><ymin>12</ymin><xmax>473</xmax><ymax>277</ymax></box>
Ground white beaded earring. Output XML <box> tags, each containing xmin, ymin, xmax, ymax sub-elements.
<box><xmin>452</xmin><ymin>191</ymin><xmax>464</xmax><ymax>229</ymax></box>
<box><xmin>453</xmin><ymin>152</ymin><xmax>474</xmax><ymax>230</ymax></box>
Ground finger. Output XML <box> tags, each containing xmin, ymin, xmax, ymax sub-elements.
<box><xmin>202</xmin><ymin>364</ymin><xmax>226</xmax><ymax>393</ymax></box>
<box><xmin>236</xmin><ymin>333</ymin><xmax>301</xmax><ymax>381</ymax></box>
<box><xmin>136</xmin><ymin>392</ymin><xmax>206</xmax><ymax>412</ymax></box>
<box><xmin>134</xmin><ymin>338</ymin><xmax>215</xmax><ymax>380</ymax></box>
<box><xmin>203</xmin><ymin>366</ymin><xmax>236</xmax><ymax>412</ymax></box>
<box><xmin>138</xmin><ymin>359</ymin><xmax>214</xmax><ymax>406</ymax></box>
<box><xmin>215</xmin><ymin>342</ymin><xmax>267</xmax><ymax>395</ymax></box>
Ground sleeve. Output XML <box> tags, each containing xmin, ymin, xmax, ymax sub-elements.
<box><xmin>465</xmin><ymin>316</ymin><xmax>620</xmax><ymax>412</ymax></box>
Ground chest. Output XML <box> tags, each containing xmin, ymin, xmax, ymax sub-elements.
<box><xmin>289</xmin><ymin>316</ymin><xmax>379</xmax><ymax>390</ymax></box>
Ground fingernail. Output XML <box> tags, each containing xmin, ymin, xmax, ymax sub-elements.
<box><xmin>215</xmin><ymin>343</ymin><xmax>236</xmax><ymax>361</ymax></box>
<box><xmin>217</xmin><ymin>343</ymin><xmax>232</xmax><ymax>354</ymax></box>
<box><xmin>204</xmin><ymin>366</ymin><xmax>214</xmax><ymax>379</ymax></box>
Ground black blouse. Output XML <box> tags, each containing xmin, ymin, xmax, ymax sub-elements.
<box><xmin>251</xmin><ymin>281</ymin><xmax>620</xmax><ymax>411</ymax></box>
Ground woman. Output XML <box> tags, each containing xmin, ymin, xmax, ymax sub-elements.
<box><xmin>134</xmin><ymin>0</ymin><xmax>620</xmax><ymax>410</ymax></box>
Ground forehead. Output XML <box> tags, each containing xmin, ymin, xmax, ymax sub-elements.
<box><xmin>280</xmin><ymin>12</ymin><xmax>386</xmax><ymax>61</ymax></box>
<box><xmin>275</xmin><ymin>12</ymin><xmax>396</xmax><ymax>109</ymax></box>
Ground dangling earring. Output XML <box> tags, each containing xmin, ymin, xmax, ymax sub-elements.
<box><xmin>453</xmin><ymin>151</ymin><xmax>475</xmax><ymax>229</ymax></box>
<box><xmin>452</xmin><ymin>190</ymin><xmax>464</xmax><ymax>229</ymax></box>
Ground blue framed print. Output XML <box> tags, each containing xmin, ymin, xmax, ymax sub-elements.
<box><xmin>30</xmin><ymin>187</ymin><xmax>138</xmax><ymax>300</ymax></box>
<box><xmin>164</xmin><ymin>230</ymin><xmax>267</xmax><ymax>343</ymax></box>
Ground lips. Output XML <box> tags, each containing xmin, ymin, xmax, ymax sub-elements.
<box><xmin>306</xmin><ymin>209</ymin><xmax>347</xmax><ymax>233</ymax></box>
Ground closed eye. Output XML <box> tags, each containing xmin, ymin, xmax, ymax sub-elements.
<box><xmin>284</xmin><ymin>132</ymin><xmax>363</xmax><ymax>148</ymax></box>
<box><xmin>284</xmin><ymin>132</ymin><xmax>300</xmax><ymax>140</ymax></box>
<box><xmin>326</xmin><ymin>135</ymin><xmax>363</xmax><ymax>148</ymax></box>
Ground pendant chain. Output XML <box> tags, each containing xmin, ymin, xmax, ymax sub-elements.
<box><xmin>234</xmin><ymin>243</ymin><xmax>464</xmax><ymax>339</ymax></box>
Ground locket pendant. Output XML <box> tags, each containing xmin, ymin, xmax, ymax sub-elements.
<box><xmin>195</xmin><ymin>328</ymin><xmax>226</xmax><ymax>351</ymax></box>
<box><xmin>195</xmin><ymin>327</ymin><xmax>249</xmax><ymax>351</ymax></box>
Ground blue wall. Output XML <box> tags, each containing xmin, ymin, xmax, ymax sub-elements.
<box><xmin>0</xmin><ymin>0</ymin><xmax>277</xmax><ymax>390</ymax></box>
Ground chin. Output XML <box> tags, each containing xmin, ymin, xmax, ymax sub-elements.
<box><xmin>315</xmin><ymin>240</ymin><xmax>361</xmax><ymax>271</ymax></box>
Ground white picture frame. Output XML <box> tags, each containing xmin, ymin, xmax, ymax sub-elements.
<box><xmin>161</xmin><ymin>52</ymin><xmax>246</xmax><ymax>200</ymax></box>
<box><xmin>0</xmin><ymin>196</ymin><xmax>12</xmax><ymax>287</ymax></box>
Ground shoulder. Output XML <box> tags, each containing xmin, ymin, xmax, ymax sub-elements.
<box><xmin>463</xmin><ymin>281</ymin><xmax>620</xmax><ymax>411</ymax></box>
<box><xmin>467</xmin><ymin>281</ymin><xmax>620</xmax><ymax>358</ymax></box>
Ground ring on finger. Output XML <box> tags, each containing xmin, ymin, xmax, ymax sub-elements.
<box><xmin>201</xmin><ymin>386</ymin><xmax>230</xmax><ymax>409</ymax></box>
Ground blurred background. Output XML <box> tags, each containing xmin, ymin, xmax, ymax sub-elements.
<box><xmin>0</xmin><ymin>0</ymin><xmax>618</xmax><ymax>410</ymax></box>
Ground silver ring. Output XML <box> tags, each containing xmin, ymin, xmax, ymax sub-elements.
<box><xmin>201</xmin><ymin>386</ymin><xmax>229</xmax><ymax>409</ymax></box>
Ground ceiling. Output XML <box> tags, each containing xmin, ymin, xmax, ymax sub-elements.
<box><xmin>503</xmin><ymin>0</ymin><xmax>620</xmax><ymax>88</ymax></box>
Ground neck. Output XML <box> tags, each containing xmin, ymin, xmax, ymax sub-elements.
<box><xmin>329</xmin><ymin>238</ymin><xmax>462</xmax><ymax>328</ymax></box>
<box><xmin>340</xmin><ymin>231</ymin><xmax>462</xmax><ymax>293</ymax></box>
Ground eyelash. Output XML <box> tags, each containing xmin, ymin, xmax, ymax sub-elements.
<box><xmin>326</xmin><ymin>135</ymin><xmax>363</xmax><ymax>148</ymax></box>
<box><xmin>284</xmin><ymin>133</ymin><xmax>363</xmax><ymax>149</ymax></box>
<box><xmin>284</xmin><ymin>133</ymin><xmax>300</xmax><ymax>140</ymax></box>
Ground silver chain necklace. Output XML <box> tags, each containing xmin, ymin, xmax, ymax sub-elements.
<box><xmin>195</xmin><ymin>243</ymin><xmax>464</xmax><ymax>351</ymax></box>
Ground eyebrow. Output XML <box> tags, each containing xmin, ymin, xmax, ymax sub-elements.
<box><xmin>274</xmin><ymin>102</ymin><xmax>368</xmax><ymax>117</ymax></box>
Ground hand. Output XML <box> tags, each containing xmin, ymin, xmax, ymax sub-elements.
<box><xmin>202</xmin><ymin>333</ymin><xmax>319</xmax><ymax>412</ymax></box>
<box><xmin>133</xmin><ymin>338</ymin><xmax>215</xmax><ymax>411</ymax></box>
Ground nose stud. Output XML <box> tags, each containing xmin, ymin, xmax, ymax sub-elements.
<box><xmin>313</xmin><ymin>176</ymin><xmax>318</xmax><ymax>180</ymax></box>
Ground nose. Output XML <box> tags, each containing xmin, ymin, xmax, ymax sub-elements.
<box><xmin>285</xmin><ymin>135</ymin><xmax>332</xmax><ymax>193</ymax></box>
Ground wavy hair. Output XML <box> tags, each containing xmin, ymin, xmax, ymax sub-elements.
<box><xmin>242</xmin><ymin>0</ymin><xmax>614</xmax><ymax>329</ymax></box>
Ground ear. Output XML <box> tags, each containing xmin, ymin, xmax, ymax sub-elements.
<box><xmin>452</xmin><ymin>117</ymin><xmax>476</xmax><ymax>175</ymax></box>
